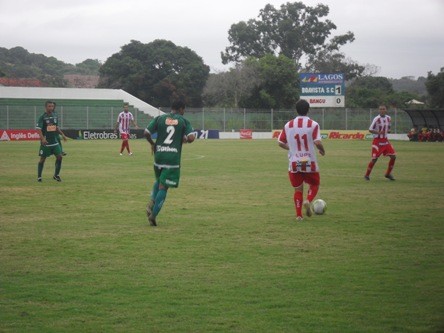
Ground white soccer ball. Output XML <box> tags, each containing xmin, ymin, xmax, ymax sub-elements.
<box><xmin>312</xmin><ymin>199</ymin><xmax>327</xmax><ymax>215</ymax></box>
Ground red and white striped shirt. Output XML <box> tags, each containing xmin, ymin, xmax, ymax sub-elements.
<box><xmin>278</xmin><ymin>116</ymin><xmax>321</xmax><ymax>173</ymax></box>
<box><xmin>369</xmin><ymin>115</ymin><xmax>391</xmax><ymax>139</ymax></box>
<box><xmin>117</xmin><ymin>111</ymin><xmax>134</xmax><ymax>134</ymax></box>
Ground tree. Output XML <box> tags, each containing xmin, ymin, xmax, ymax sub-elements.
<box><xmin>391</xmin><ymin>76</ymin><xmax>427</xmax><ymax>96</ymax></box>
<box><xmin>74</xmin><ymin>59</ymin><xmax>102</xmax><ymax>75</ymax></box>
<box><xmin>241</xmin><ymin>54</ymin><xmax>300</xmax><ymax>109</ymax></box>
<box><xmin>203</xmin><ymin>64</ymin><xmax>262</xmax><ymax>108</ymax></box>
<box><xmin>98</xmin><ymin>40</ymin><xmax>209</xmax><ymax>107</ymax></box>
<box><xmin>0</xmin><ymin>46</ymin><xmax>99</xmax><ymax>87</ymax></box>
<box><xmin>204</xmin><ymin>54</ymin><xmax>299</xmax><ymax>109</ymax></box>
<box><xmin>221</xmin><ymin>1</ymin><xmax>355</xmax><ymax>72</ymax></box>
<box><xmin>425</xmin><ymin>69</ymin><xmax>444</xmax><ymax>108</ymax></box>
<box><xmin>304</xmin><ymin>50</ymin><xmax>365</xmax><ymax>80</ymax></box>
<box><xmin>346</xmin><ymin>76</ymin><xmax>422</xmax><ymax>108</ymax></box>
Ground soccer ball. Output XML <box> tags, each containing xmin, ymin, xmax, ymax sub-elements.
<box><xmin>312</xmin><ymin>199</ymin><xmax>327</xmax><ymax>215</ymax></box>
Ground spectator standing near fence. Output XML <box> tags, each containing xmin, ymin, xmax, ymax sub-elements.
<box><xmin>36</xmin><ymin>100</ymin><xmax>68</xmax><ymax>182</ymax></box>
<box><xmin>114</xmin><ymin>102</ymin><xmax>138</xmax><ymax>155</ymax></box>
<box><xmin>364</xmin><ymin>105</ymin><xmax>396</xmax><ymax>181</ymax></box>
<box><xmin>144</xmin><ymin>100</ymin><xmax>196</xmax><ymax>226</ymax></box>
<box><xmin>278</xmin><ymin>99</ymin><xmax>325</xmax><ymax>221</ymax></box>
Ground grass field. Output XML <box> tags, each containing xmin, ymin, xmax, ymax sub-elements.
<box><xmin>1</xmin><ymin>138</ymin><xmax>443</xmax><ymax>332</ymax></box>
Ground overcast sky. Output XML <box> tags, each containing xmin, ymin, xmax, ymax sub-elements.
<box><xmin>1</xmin><ymin>0</ymin><xmax>443</xmax><ymax>79</ymax></box>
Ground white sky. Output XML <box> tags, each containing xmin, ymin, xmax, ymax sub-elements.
<box><xmin>0</xmin><ymin>0</ymin><xmax>443</xmax><ymax>79</ymax></box>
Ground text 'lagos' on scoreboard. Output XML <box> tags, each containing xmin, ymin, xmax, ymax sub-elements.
<box><xmin>300</xmin><ymin>73</ymin><xmax>345</xmax><ymax>108</ymax></box>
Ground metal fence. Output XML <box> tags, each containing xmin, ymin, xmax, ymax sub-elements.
<box><xmin>0</xmin><ymin>105</ymin><xmax>413</xmax><ymax>133</ymax></box>
<box><xmin>0</xmin><ymin>105</ymin><xmax>153</xmax><ymax>131</ymax></box>
<box><xmin>167</xmin><ymin>107</ymin><xmax>413</xmax><ymax>133</ymax></box>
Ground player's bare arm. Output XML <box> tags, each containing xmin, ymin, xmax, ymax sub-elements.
<box><xmin>36</xmin><ymin>128</ymin><xmax>47</xmax><ymax>145</ymax></box>
<box><xmin>144</xmin><ymin>130</ymin><xmax>155</xmax><ymax>155</ymax></box>
<box><xmin>184</xmin><ymin>133</ymin><xmax>196</xmax><ymax>144</ymax></box>
<box><xmin>131</xmin><ymin>119</ymin><xmax>139</xmax><ymax>129</ymax></box>
<box><xmin>278</xmin><ymin>142</ymin><xmax>289</xmax><ymax>150</ymax></box>
<box><xmin>58</xmin><ymin>128</ymin><xmax>68</xmax><ymax>141</ymax></box>
<box><xmin>315</xmin><ymin>140</ymin><xmax>325</xmax><ymax>156</ymax></box>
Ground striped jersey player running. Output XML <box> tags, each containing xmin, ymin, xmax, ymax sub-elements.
<box><xmin>278</xmin><ymin>99</ymin><xmax>325</xmax><ymax>221</ymax></box>
<box><xmin>364</xmin><ymin>105</ymin><xmax>397</xmax><ymax>181</ymax></box>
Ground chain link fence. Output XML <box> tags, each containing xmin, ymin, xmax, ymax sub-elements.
<box><xmin>0</xmin><ymin>105</ymin><xmax>412</xmax><ymax>133</ymax></box>
<box><xmin>164</xmin><ymin>107</ymin><xmax>412</xmax><ymax>133</ymax></box>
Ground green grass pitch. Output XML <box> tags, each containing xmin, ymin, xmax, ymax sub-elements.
<box><xmin>1</xmin><ymin>139</ymin><xmax>443</xmax><ymax>332</ymax></box>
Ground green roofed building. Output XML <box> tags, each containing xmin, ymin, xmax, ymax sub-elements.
<box><xmin>0</xmin><ymin>87</ymin><xmax>164</xmax><ymax>130</ymax></box>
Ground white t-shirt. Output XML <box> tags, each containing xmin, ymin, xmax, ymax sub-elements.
<box><xmin>278</xmin><ymin>116</ymin><xmax>322</xmax><ymax>173</ymax></box>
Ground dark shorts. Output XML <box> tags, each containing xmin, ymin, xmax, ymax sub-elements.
<box><xmin>39</xmin><ymin>143</ymin><xmax>62</xmax><ymax>157</ymax></box>
<box><xmin>154</xmin><ymin>166</ymin><xmax>181</xmax><ymax>188</ymax></box>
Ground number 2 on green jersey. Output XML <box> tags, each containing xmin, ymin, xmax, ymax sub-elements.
<box><xmin>165</xmin><ymin>125</ymin><xmax>175</xmax><ymax>144</ymax></box>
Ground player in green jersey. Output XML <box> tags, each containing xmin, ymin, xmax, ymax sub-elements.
<box><xmin>36</xmin><ymin>101</ymin><xmax>68</xmax><ymax>182</ymax></box>
<box><xmin>144</xmin><ymin>100</ymin><xmax>196</xmax><ymax>226</ymax></box>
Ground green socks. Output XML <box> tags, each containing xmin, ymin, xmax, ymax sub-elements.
<box><xmin>151</xmin><ymin>180</ymin><xmax>159</xmax><ymax>201</ymax></box>
<box><xmin>152</xmin><ymin>189</ymin><xmax>167</xmax><ymax>217</ymax></box>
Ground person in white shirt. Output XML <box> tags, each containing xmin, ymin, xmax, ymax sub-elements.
<box><xmin>364</xmin><ymin>105</ymin><xmax>396</xmax><ymax>181</ymax></box>
<box><xmin>114</xmin><ymin>103</ymin><xmax>139</xmax><ymax>155</ymax></box>
<box><xmin>278</xmin><ymin>99</ymin><xmax>325</xmax><ymax>221</ymax></box>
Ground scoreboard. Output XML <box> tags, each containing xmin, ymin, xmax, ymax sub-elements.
<box><xmin>300</xmin><ymin>73</ymin><xmax>345</xmax><ymax>107</ymax></box>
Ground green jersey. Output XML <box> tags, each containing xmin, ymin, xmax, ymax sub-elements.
<box><xmin>147</xmin><ymin>112</ymin><xmax>194</xmax><ymax>168</ymax></box>
<box><xmin>36</xmin><ymin>111</ymin><xmax>60</xmax><ymax>146</ymax></box>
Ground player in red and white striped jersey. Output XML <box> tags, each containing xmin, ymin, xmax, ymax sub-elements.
<box><xmin>278</xmin><ymin>99</ymin><xmax>325</xmax><ymax>221</ymax></box>
<box><xmin>364</xmin><ymin>105</ymin><xmax>397</xmax><ymax>181</ymax></box>
<box><xmin>114</xmin><ymin>103</ymin><xmax>139</xmax><ymax>155</ymax></box>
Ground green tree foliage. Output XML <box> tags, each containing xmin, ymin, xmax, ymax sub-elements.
<box><xmin>203</xmin><ymin>63</ymin><xmax>262</xmax><ymax>108</ymax></box>
<box><xmin>346</xmin><ymin>76</ymin><xmax>422</xmax><ymax>108</ymax></box>
<box><xmin>391</xmin><ymin>76</ymin><xmax>427</xmax><ymax>95</ymax></box>
<box><xmin>241</xmin><ymin>54</ymin><xmax>300</xmax><ymax>109</ymax></box>
<box><xmin>304</xmin><ymin>50</ymin><xmax>365</xmax><ymax>80</ymax></box>
<box><xmin>0</xmin><ymin>46</ymin><xmax>101</xmax><ymax>86</ymax></box>
<box><xmin>0</xmin><ymin>46</ymin><xmax>71</xmax><ymax>86</ymax></box>
<box><xmin>98</xmin><ymin>40</ymin><xmax>209</xmax><ymax>107</ymax></box>
<box><xmin>425</xmin><ymin>69</ymin><xmax>444</xmax><ymax>108</ymax></box>
<box><xmin>72</xmin><ymin>59</ymin><xmax>102</xmax><ymax>75</ymax></box>
<box><xmin>221</xmin><ymin>2</ymin><xmax>356</xmax><ymax>73</ymax></box>
<box><xmin>204</xmin><ymin>54</ymin><xmax>299</xmax><ymax>109</ymax></box>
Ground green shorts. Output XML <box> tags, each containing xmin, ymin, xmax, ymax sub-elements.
<box><xmin>39</xmin><ymin>143</ymin><xmax>62</xmax><ymax>157</ymax></box>
<box><xmin>154</xmin><ymin>166</ymin><xmax>181</xmax><ymax>188</ymax></box>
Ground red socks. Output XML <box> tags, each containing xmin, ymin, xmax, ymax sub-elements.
<box><xmin>365</xmin><ymin>160</ymin><xmax>376</xmax><ymax>177</ymax></box>
<box><xmin>307</xmin><ymin>185</ymin><xmax>319</xmax><ymax>202</ymax></box>
<box><xmin>294</xmin><ymin>191</ymin><xmax>303</xmax><ymax>217</ymax></box>
<box><xmin>386</xmin><ymin>158</ymin><xmax>395</xmax><ymax>175</ymax></box>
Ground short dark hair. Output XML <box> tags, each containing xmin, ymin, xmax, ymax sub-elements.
<box><xmin>296</xmin><ymin>99</ymin><xmax>310</xmax><ymax>116</ymax></box>
<box><xmin>171</xmin><ymin>100</ymin><xmax>186</xmax><ymax>111</ymax></box>
<box><xmin>45</xmin><ymin>100</ymin><xmax>56</xmax><ymax>107</ymax></box>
